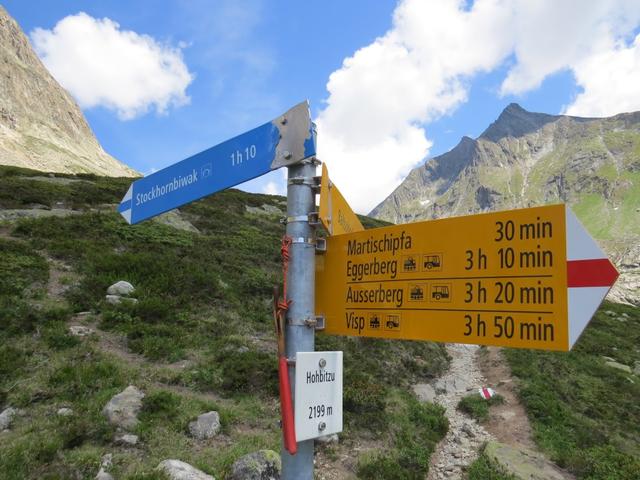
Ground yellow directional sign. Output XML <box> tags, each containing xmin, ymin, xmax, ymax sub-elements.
<box><xmin>318</xmin><ymin>164</ymin><xmax>363</xmax><ymax>236</ymax></box>
<box><xmin>315</xmin><ymin>204</ymin><xmax>618</xmax><ymax>351</ymax></box>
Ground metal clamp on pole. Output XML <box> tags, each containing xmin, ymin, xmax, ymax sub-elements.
<box><xmin>288</xmin><ymin>316</ymin><xmax>326</xmax><ymax>331</ymax></box>
<box><xmin>283</xmin><ymin>212</ymin><xmax>320</xmax><ymax>227</ymax></box>
<box><xmin>288</xmin><ymin>176</ymin><xmax>317</xmax><ymax>187</ymax></box>
<box><xmin>300</xmin><ymin>156</ymin><xmax>321</xmax><ymax>166</ymax></box>
<box><xmin>307</xmin><ymin>212</ymin><xmax>320</xmax><ymax>227</ymax></box>
<box><xmin>311</xmin><ymin>175</ymin><xmax>322</xmax><ymax>195</ymax></box>
<box><xmin>315</xmin><ymin>237</ymin><xmax>327</xmax><ymax>253</ymax></box>
<box><xmin>291</xmin><ymin>237</ymin><xmax>315</xmax><ymax>245</ymax></box>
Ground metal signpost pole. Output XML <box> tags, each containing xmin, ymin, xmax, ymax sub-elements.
<box><xmin>282</xmin><ymin>158</ymin><xmax>317</xmax><ymax>480</ymax></box>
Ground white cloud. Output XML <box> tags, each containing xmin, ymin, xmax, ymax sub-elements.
<box><xmin>317</xmin><ymin>0</ymin><xmax>640</xmax><ymax>214</ymax></box>
<box><xmin>263</xmin><ymin>181</ymin><xmax>283</xmax><ymax>196</ymax></box>
<box><xmin>31</xmin><ymin>13</ymin><xmax>193</xmax><ymax>120</ymax></box>
<box><xmin>565</xmin><ymin>33</ymin><xmax>640</xmax><ymax>117</ymax></box>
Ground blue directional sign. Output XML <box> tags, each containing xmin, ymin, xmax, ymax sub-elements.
<box><xmin>118</xmin><ymin>101</ymin><xmax>316</xmax><ymax>224</ymax></box>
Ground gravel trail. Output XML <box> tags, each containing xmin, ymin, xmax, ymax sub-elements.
<box><xmin>418</xmin><ymin>344</ymin><xmax>494</xmax><ymax>480</ymax></box>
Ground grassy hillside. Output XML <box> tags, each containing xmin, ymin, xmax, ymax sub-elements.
<box><xmin>0</xmin><ymin>166</ymin><xmax>449</xmax><ymax>479</ymax></box>
<box><xmin>504</xmin><ymin>302</ymin><xmax>640</xmax><ymax>479</ymax></box>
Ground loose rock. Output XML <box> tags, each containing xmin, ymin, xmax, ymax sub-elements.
<box><xmin>157</xmin><ymin>459</ymin><xmax>215</xmax><ymax>480</ymax></box>
<box><xmin>69</xmin><ymin>325</ymin><xmax>94</xmax><ymax>337</ymax></box>
<box><xmin>484</xmin><ymin>441</ymin><xmax>570</xmax><ymax>480</ymax></box>
<box><xmin>188</xmin><ymin>411</ymin><xmax>221</xmax><ymax>440</ymax></box>
<box><xmin>103</xmin><ymin>386</ymin><xmax>144</xmax><ymax>430</ymax></box>
<box><xmin>107</xmin><ymin>281</ymin><xmax>135</xmax><ymax>296</ymax></box>
<box><xmin>0</xmin><ymin>407</ymin><xmax>17</xmax><ymax>430</ymax></box>
<box><xmin>105</xmin><ymin>294</ymin><xmax>138</xmax><ymax>305</ymax></box>
<box><xmin>316</xmin><ymin>433</ymin><xmax>339</xmax><ymax>444</ymax></box>
<box><xmin>95</xmin><ymin>469</ymin><xmax>114</xmax><ymax>480</ymax></box>
<box><xmin>101</xmin><ymin>453</ymin><xmax>113</xmax><ymax>469</ymax></box>
<box><xmin>227</xmin><ymin>450</ymin><xmax>281</xmax><ymax>480</ymax></box>
<box><xmin>116</xmin><ymin>433</ymin><xmax>139</xmax><ymax>446</ymax></box>
<box><xmin>57</xmin><ymin>407</ymin><xmax>73</xmax><ymax>416</ymax></box>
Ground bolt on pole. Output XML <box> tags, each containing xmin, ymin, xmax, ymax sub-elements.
<box><xmin>281</xmin><ymin>159</ymin><xmax>317</xmax><ymax>480</ymax></box>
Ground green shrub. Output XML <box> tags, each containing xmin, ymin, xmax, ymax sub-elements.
<box><xmin>0</xmin><ymin>238</ymin><xmax>48</xmax><ymax>297</ymax></box>
<box><xmin>467</xmin><ymin>453</ymin><xmax>517</xmax><ymax>480</ymax></box>
<box><xmin>217</xmin><ymin>349</ymin><xmax>278</xmax><ymax>396</ymax></box>
<box><xmin>141</xmin><ymin>390</ymin><xmax>181</xmax><ymax>419</ymax></box>
<box><xmin>357</xmin><ymin>398</ymin><xmax>447</xmax><ymax>480</ymax></box>
<box><xmin>457</xmin><ymin>393</ymin><xmax>504</xmax><ymax>422</ymax></box>
<box><xmin>43</xmin><ymin>323</ymin><xmax>81</xmax><ymax>350</ymax></box>
<box><xmin>48</xmin><ymin>353</ymin><xmax>125</xmax><ymax>401</ymax></box>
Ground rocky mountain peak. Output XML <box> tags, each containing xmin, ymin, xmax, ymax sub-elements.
<box><xmin>480</xmin><ymin>103</ymin><xmax>557</xmax><ymax>143</ymax></box>
<box><xmin>0</xmin><ymin>6</ymin><xmax>138</xmax><ymax>177</ymax></box>
<box><xmin>371</xmin><ymin>104</ymin><xmax>640</xmax><ymax>305</ymax></box>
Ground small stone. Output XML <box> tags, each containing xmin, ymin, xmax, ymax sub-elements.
<box><xmin>57</xmin><ymin>407</ymin><xmax>73</xmax><ymax>416</ymax></box>
<box><xmin>604</xmin><ymin>310</ymin><xmax>616</xmax><ymax>316</ymax></box>
<box><xmin>227</xmin><ymin>450</ymin><xmax>281</xmax><ymax>480</ymax></box>
<box><xmin>188</xmin><ymin>411</ymin><xmax>221</xmax><ymax>440</ymax></box>
<box><xmin>0</xmin><ymin>407</ymin><xmax>17</xmax><ymax>430</ymax></box>
<box><xmin>316</xmin><ymin>434</ymin><xmax>339</xmax><ymax>444</ymax></box>
<box><xmin>157</xmin><ymin>459</ymin><xmax>215</xmax><ymax>480</ymax></box>
<box><xmin>95</xmin><ymin>468</ymin><xmax>114</xmax><ymax>480</ymax></box>
<box><xmin>101</xmin><ymin>453</ymin><xmax>113</xmax><ymax>469</ymax></box>
<box><xmin>116</xmin><ymin>433</ymin><xmax>139</xmax><ymax>446</ymax></box>
<box><xmin>69</xmin><ymin>325</ymin><xmax>94</xmax><ymax>337</ymax></box>
<box><xmin>103</xmin><ymin>385</ymin><xmax>144</xmax><ymax>430</ymax></box>
<box><xmin>107</xmin><ymin>281</ymin><xmax>135</xmax><ymax>296</ymax></box>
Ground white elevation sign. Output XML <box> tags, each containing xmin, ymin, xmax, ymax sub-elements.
<box><xmin>295</xmin><ymin>351</ymin><xmax>343</xmax><ymax>442</ymax></box>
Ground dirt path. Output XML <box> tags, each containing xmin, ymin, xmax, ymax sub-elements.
<box><xmin>478</xmin><ymin>347</ymin><xmax>535</xmax><ymax>449</ymax></box>
<box><xmin>425</xmin><ymin>344</ymin><xmax>493</xmax><ymax>480</ymax></box>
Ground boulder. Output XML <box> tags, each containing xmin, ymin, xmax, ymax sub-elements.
<box><xmin>188</xmin><ymin>411</ymin><xmax>221</xmax><ymax>440</ymax></box>
<box><xmin>0</xmin><ymin>407</ymin><xmax>17</xmax><ymax>430</ymax></box>
<box><xmin>103</xmin><ymin>386</ymin><xmax>144</xmax><ymax>429</ymax></box>
<box><xmin>227</xmin><ymin>450</ymin><xmax>281</xmax><ymax>480</ymax></box>
<box><xmin>157</xmin><ymin>460</ymin><xmax>215</xmax><ymax>480</ymax></box>
<box><xmin>413</xmin><ymin>383</ymin><xmax>436</xmax><ymax>402</ymax></box>
<box><xmin>105</xmin><ymin>294</ymin><xmax>138</xmax><ymax>305</ymax></box>
<box><xmin>485</xmin><ymin>441</ymin><xmax>571</xmax><ymax>480</ymax></box>
<box><xmin>107</xmin><ymin>281</ymin><xmax>135</xmax><ymax>296</ymax></box>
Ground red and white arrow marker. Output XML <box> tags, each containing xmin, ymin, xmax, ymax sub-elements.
<box><xmin>566</xmin><ymin>208</ymin><xmax>619</xmax><ymax>348</ymax></box>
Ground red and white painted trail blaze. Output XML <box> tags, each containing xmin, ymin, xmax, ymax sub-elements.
<box><xmin>566</xmin><ymin>209</ymin><xmax>619</xmax><ymax>348</ymax></box>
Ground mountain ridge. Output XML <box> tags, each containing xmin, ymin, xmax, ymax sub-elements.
<box><xmin>370</xmin><ymin>103</ymin><xmax>640</xmax><ymax>305</ymax></box>
<box><xmin>0</xmin><ymin>6</ymin><xmax>138</xmax><ymax>177</ymax></box>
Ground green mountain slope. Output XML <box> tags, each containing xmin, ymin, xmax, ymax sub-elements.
<box><xmin>0</xmin><ymin>166</ymin><xmax>448</xmax><ymax>479</ymax></box>
<box><xmin>370</xmin><ymin>104</ymin><xmax>640</xmax><ymax>305</ymax></box>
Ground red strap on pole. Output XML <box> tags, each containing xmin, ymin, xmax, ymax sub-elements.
<box><xmin>274</xmin><ymin>236</ymin><xmax>296</xmax><ymax>455</ymax></box>
<box><xmin>279</xmin><ymin>356</ymin><xmax>297</xmax><ymax>454</ymax></box>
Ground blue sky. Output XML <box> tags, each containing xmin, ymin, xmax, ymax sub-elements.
<box><xmin>5</xmin><ymin>1</ymin><xmax>640</xmax><ymax>213</ymax></box>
